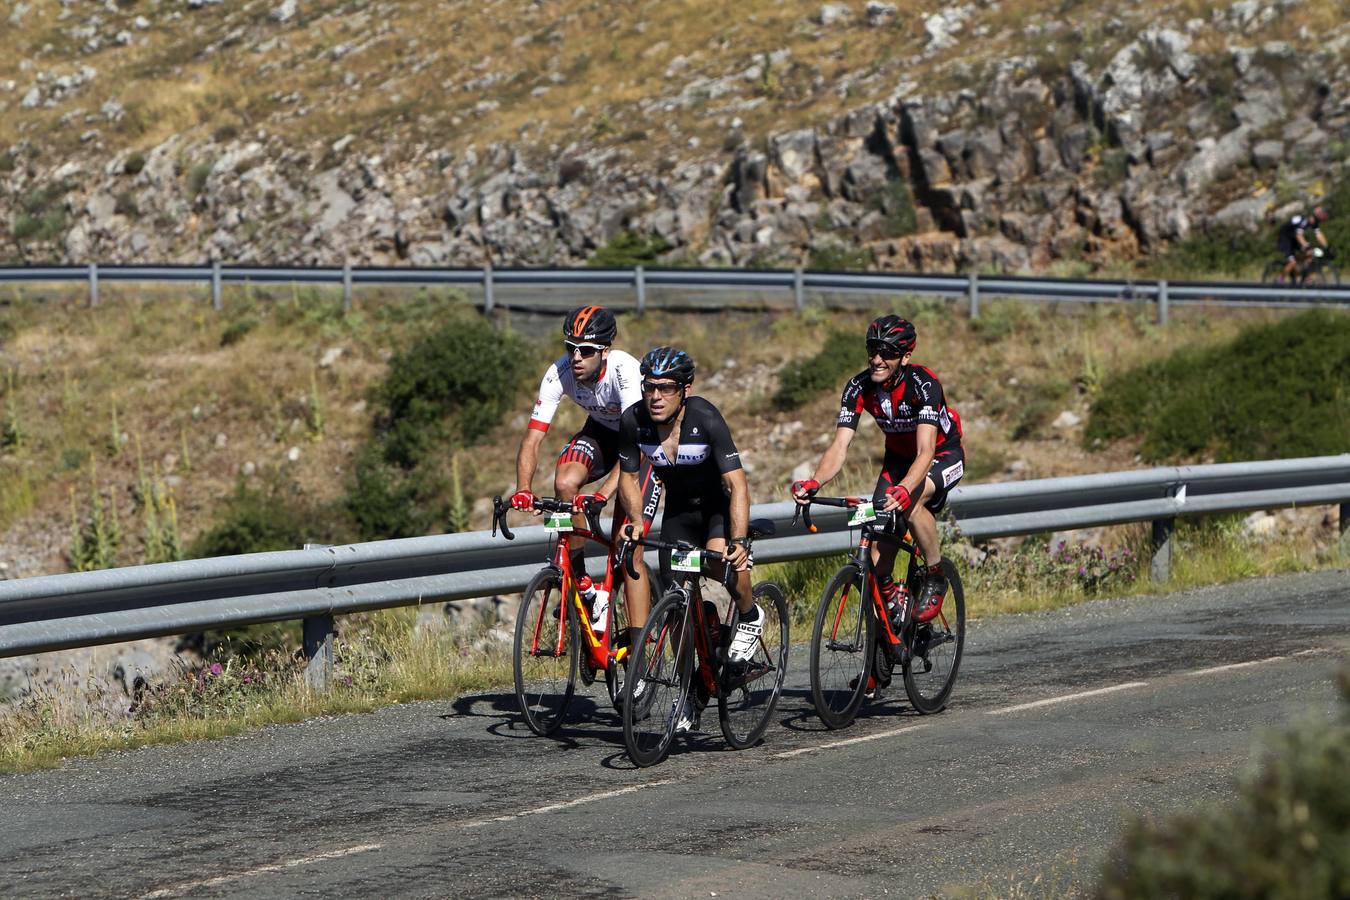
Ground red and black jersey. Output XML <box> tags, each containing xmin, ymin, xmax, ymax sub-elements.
<box><xmin>837</xmin><ymin>365</ymin><xmax>962</xmax><ymax>458</ymax></box>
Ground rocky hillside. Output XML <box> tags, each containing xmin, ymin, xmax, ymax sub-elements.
<box><xmin>1</xmin><ymin>0</ymin><xmax>1347</xmax><ymax>273</ymax></box>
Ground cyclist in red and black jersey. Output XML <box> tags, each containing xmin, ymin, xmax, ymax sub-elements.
<box><xmin>790</xmin><ymin>315</ymin><xmax>964</xmax><ymax>627</ymax></box>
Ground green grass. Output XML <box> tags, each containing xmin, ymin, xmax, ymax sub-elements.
<box><xmin>1085</xmin><ymin>310</ymin><xmax>1350</xmax><ymax>462</ymax></box>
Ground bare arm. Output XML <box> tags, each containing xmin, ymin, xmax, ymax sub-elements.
<box><xmin>722</xmin><ymin>467</ymin><xmax>752</xmax><ymax>570</ymax></box>
<box><xmin>514</xmin><ymin>428</ymin><xmax>546</xmax><ymax>494</ymax></box>
<box><xmin>809</xmin><ymin>428</ymin><xmax>857</xmax><ymax>488</ymax></box>
<box><xmin>617</xmin><ymin>470</ymin><xmax>645</xmax><ymax>541</ymax></box>
<box><xmin>880</xmin><ymin>424</ymin><xmax>937</xmax><ymax>511</ymax></box>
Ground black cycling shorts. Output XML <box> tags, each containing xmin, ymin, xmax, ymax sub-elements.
<box><xmin>657</xmin><ymin>492</ymin><xmax>731</xmax><ymax>550</ymax></box>
<box><xmin>557</xmin><ymin>418</ymin><xmax>662</xmax><ymax>529</ymax></box>
<box><xmin>872</xmin><ymin>448</ymin><xmax>965</xmax><ymax>515</ymax></box>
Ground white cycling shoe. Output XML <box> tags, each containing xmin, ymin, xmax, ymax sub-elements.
<box><xmin>727</xmin><ymin>603</ymin><xmax>763</xmax><ymax>663</ymax></box>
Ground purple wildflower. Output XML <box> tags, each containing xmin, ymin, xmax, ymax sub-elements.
<box><xmin>209</xmin><ymin>663</ymin><xmax>223</xmax><ymax>676</ymax></box>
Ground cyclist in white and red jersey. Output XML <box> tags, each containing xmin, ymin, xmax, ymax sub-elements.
<box><xmin>790</xmin><ymin>315</ymin><xmax>964</xmax><ymax>637</ymax></box>
<box><xmin>510</xmin><ymin>306</ymin><xmax>661</xmax><ymax>620</ymax></box>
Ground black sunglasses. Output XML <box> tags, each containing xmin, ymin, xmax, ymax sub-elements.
<box><xmin>641</xmin><ymin>380</ymin><xmax>682</xmax><ymax>397</ymax></box>
<box><xmin>565</xmin><ymin>342</ymin><xmax>606</xmax><ymax>358</ymax></box>
<box><xmin>867</xmin><ymin>342</ymin><xmax>903</xmax><ymax>360</ymax></box>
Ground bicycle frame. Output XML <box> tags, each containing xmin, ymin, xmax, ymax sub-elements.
<box><xmin>619</xmin><ymin>537</ymin><xmax>770</xmax><ymax>701</ymax></box>
<box><xmin>494</xmin><ymin>496</ymin><xmax>634</xmax><ymax>675</ymax></box>
<box><xmin>799</xmin><ymin>497</ymin><xmax>944</xmax><ymax>653</ymax></box>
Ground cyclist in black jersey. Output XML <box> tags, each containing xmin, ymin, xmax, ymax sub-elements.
<box><xmin>1278</xmin><ymin>206</ymin><xmax>1329</xmax><ymax>280</ymax></box>
<box><xmin>616</xmin><ymin>347</ymin><xmax>761</xmax><ymax>691</ymax></box>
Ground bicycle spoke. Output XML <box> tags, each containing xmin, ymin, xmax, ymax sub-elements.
<box><xmin>810</xmin><ymin>566</ymin><xmax>873</xmax><ymax>730</ymax></box>
<box><xmin>513</xmin><ymin>571</ymin><xmax>577</xmax><ymax>736</ymax></box>
<box><xmin>719</xmin><ymin>583</ymin><xmax>789</xmax><ymax>750</ymax></box>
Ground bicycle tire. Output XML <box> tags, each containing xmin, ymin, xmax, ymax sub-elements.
<box><xmin>902</xmin><ymin>559</ymin><xmax>966</xmax><ymax>714</ymax></box>
<box><xmin>622</xmin><ymin>590</ymin><xmax>693</xmax><ymax>767</ymax></box>
<box><xmin>1324</xmin><ymin>264</ymin><xmax>1341</xmax><ymax>286</ymax></box>
<box><xmin>808</xmin><ymin>564</ymin><xmax>874</xmax><ymax>730</ymax></box>
<box><xmin>1260</xmin><ymin>260</ymin><xmax>1288</xmax><ymax>286</ymax></box>
<box><xmin>603</xmin><ymin>580</ymin><xmax>629</xmax><ymax>709</ymax></box>
<box><xmin>718</xmin><ymin>581</ymin><xmax>790</xmax><ymax>750</ymax></box>
<box><xmin>513</xmin><ymin>568</ymin><xmax>577</xmax><ymax>736</ymax></box>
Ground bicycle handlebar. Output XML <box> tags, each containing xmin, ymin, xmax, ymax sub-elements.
<box><xmin>616</xmin><ymin>534</ymin><xmax>746</xmax><ymax>600</ymax></box>
<box><xmin>490</xmin><ymin>495</ymin><xmax>607</xmax><ymax>542</ymax></box>
<box><xmin>791</xmin><ymin>494</ymin><xmax>908</xmax><ymax>534</ymax></box>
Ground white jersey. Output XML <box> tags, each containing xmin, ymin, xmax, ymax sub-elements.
<box><xmin>528</xmin><ymin>349</ymin><xmax>642</xmax><ymax>433</ymax></box>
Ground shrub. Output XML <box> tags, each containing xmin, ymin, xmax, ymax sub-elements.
<box><xmin>220</xmin><ymin>317</ymin><xmax>258</xmax><ymax>347</ymax></box>
<box><xmin>773</xmin><ymin>330</ymin><xmax>860</xmax><ymax>411</ymax></box>
<box><xmin>867</xmin><ymin>180</ymin><xmax>918</xmax><ymax>239</ymax></box>
<box><xmin>587</xmin><ymin>230</ymin><xmax>671</xmax><ymax>268</ymax></box>
<box><xmin>371</xmin><ymin>315</ymin><xmax>526</xmax><ymax>468</ymax></box>
<box><xmin>123</xmin><ymin>152</ymin><xmax>146</xmax><ymax>175</ymax></box>
<box><xmin>1085</xmin><ymin>310</ymin><xmax>1350</xmax><ymax>461</ymax></box>
<box><xmin>808</xmin><ymin>243</ymin><xmax>875</xmax><ymax>272</ymax></box>
<box><xmin>345</xmin><ymin>448</ymin><xmax>443</xmax><ymax>541</ymax></box>
<box><xmin>1098</xmin><ymin>668</ymin><xmax>1350</xmax><ymax>899</ymax></box>
<box><xmin>113</xmin><ymin>191</ymin><xmax>139</xmax><ymax>219</ymax></box>
<box><xmin>1159</xmin><ymin>224</ymin><xmax>1271</xmax><ymax>279</ymax></box>
<box><xmin>191</xmin><ymin>476</ymin><xmax>341</xmax><ymax>557</ymax></box>
<box><xmin>187</xmin><ymin>162</ymin><xmax>213</xmax><ymax>197</ymax></box>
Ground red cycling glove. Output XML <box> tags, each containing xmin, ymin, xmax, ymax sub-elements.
<box><xmin>790</xmin><ymin>478</ymin><xmax>820</xmax><ymax>499</ymax></box>
<box><xmin>572</xmin><ymin>491</ymin><xmax>607</xmax><ymax>512</ymax></box>
<box><xmin>885</xmin><ymin>484</ymin><xmax>913</xmax><ymax>513</ymax></box>
<box><xmin>509</xmin><ymin>489</ymin><xmax>536</xmax><ymax>511</ymax></box>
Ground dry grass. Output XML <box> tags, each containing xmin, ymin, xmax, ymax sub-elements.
<box><xmin>1</xmin><ymin>1</ymin><xmax>1338</xmax><ymax>167</ymax></box>
<box><xmin>0</xmin><ymin>607</ymin><xmax>513</xmax><ymax>773</ymax></box>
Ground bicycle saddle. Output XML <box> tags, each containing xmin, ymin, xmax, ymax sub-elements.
<box><xmin>748</xmin><ymin>518</ymin><xmax>776</xmax><ymax>539</ymax></box>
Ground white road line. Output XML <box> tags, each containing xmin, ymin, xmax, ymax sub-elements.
<box><xmin>459</xmin><ymin>779</ymin><xmax>677</xmax><ymax>828</ymax></box>
<box><xmin>1185</xmin><ymin>655</ymin><xmax>1287</xmax><ymax>677</ymax></box>
<box><xmin>774</xmin><ymin>722</ymin><xmax>932</xmax><ymax>758</ymax></box>
<box><xmin>139</xmin><ymin>842</ymin><xmax>382</xmax><ymax>899</ymax></box>
<box><xmin>988</xmin><ymin>682</ymin><xmax>1149</xmax><ymax>715</ymax></box>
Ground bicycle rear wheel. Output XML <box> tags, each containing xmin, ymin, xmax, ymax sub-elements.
<box><xmin>902</xmin><ymin>559</ymin><xmax>965</xmax><ymax>714</ymax></box>
<box><xmin>623</xmin><ymin>590</ymin><xmax>693</xmax><ymax>767</ymax></box>
<box><xmin>603</xmin><ymin>577</ymin><xmax>631</xmax><ymax>710</ymax></box>
<box><xmin>809</xmin><ymin>564</ymin><xmax>874</xmax><ymax>730</ymax></box>
<box><xmin>718</xmin><ymin>582</ymin><xmax>790</xmax><ymax>750</ymax></box>
<box><xmin>1260</xmin><ymin>260</ymin><xmax>1288</xmax><ymax>286</ymax></box>
<box><xmin>513</xmin><ymin>568</ymin><xmax>578</xmax><ymax>736</ymax></box>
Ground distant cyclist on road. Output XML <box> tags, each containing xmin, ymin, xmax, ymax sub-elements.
<box><xmin>1278</xmin><ymin>206</ymin><xmax>1330</xmax><ymax>281</ymax></box>
<box><xmin>790</xmin><ymin>316</ymin><xmax>964</xmax><ymax>662</ymax></box>
<box><xmin>509</xmin><ymin>306</ymin><xmax>661</xmax><ymax>630</ymax></box>
<box><xmin>617</xmin><ymin>347</ymin><xmax>759</xmax><ymax>730</ymax></box>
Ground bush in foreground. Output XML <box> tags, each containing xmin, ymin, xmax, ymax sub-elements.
<box><xmin>1098</xmin><ymin>669</ymin><xmax>1350</xmax><ymax>899</ymax></box>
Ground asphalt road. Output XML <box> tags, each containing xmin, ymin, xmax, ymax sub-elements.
<box><xmin>2</xmin><ymin>569</ymin><xmax>1346</xmax><ymax>898</ymax></box>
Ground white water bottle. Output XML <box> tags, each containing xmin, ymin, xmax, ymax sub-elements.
<box><xmin>589</xmin><ymin>590</ymin><xmax>610</xmax><ymax>631</ymax></box>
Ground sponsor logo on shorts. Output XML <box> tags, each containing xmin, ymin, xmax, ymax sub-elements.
<box><xmin>942</xmin><ymin>460</ymin><xmax>964</xmax><ymax>487</ymax></box>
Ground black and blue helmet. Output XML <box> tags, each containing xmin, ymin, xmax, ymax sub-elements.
<box><xmin>640</xmin><ymin>346</ymin><xmax>696</xmax><ymax>384</ymax></box>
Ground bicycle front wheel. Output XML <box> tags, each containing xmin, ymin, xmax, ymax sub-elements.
<box><xmin>513</xmin><ymin>568</ymin><xmax>578</xmax><ymax>736</ymax></box>
<box><xmin>603</xmin><ymin>575</ymin><xmax>631</xmax><ymax>710</ymax></box>
<box><xmin>718</xmin><ymin>582</ymin><xmax>790</xmax><ymax>750</ymax></box>
<box><xmin>902</xmin><ymin>559</ymin><xmax>965</xmax><ymax>714</ymax></box>
<box><xmin>809</xmin><ymin>564</ymin><xmax>874</xmax><ymax>730</ymax></box>
<box><xmin>623</xmin><ymin>590</ymin><xmax>693</xmax><ymax>768</ymax></box>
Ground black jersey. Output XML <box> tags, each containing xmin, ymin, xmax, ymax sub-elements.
<box><xmin>837</xmin><ymin>364</ymin><xmax>962</xmax><ymax>458</ymax></box>
<box><xmin>618</xmin><ymin>396</ymin><xmax>742</xmax><ymax>499</ymax></box>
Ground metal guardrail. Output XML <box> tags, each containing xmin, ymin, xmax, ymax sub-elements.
<box><xmin>2</xmin><ymin>264</ymin><xmax>1347</xmax><ymax>322</ymax></box>
<box><xmin>0</xmin><ymin>456</ymin><xmax>1346</xmax><ymax>673</ymax></box>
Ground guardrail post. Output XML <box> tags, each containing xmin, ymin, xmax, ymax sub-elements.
<box><xmin>1151</xmin><ymin>517</ymin><xmax>1175</xmax><ymax>582</ymax></box>
<box><xmin>793</xmin><ymin>266</ymin><xmax>805</xmax><ymax>311</ymax></box>
<box><xmin>211</xmin><ymin>261</ymin><xmax>222</xmax><ymax>312</ymax></box>
<box><xmin>88</xmin><ymin>263</ymin><xmax>99</xmax><ymax>308</ymax></box>
<box><xmin>302</xmin><ymin>543</ymin><xmax>335</xmax><ymax>691</ymax></box>
<box><xmin>303</xmin><ymin>614</ymin><xmax>335</xmax><ymax>692</ymax></box>
<box><xmin>1157</xmin><ymin>279</ymin><xmax>1169</xmax><ymax>327</ymax></box>
<box><xmin>968</xmin><ymin>272</ymin><xmax>980</xmax><ymax>320</ymax></box>
<box><xmin>483</xmin><ymin>263</ymin><xmax>495</xmax><ymax>314</ymax></box>
<box><xmin>635</xmin><ymin>265</ymin><xmax>646</xmax><ymax>314</ymax></box>
<box><xmin>1340</xmin><ymin>502</ymin><xmax>1349</xmax><ymax>560</ymax></box>
<box><xmin>342</xmin><ymin>262</ymin><xmax>353</xmax><ymax>313</ymax></box>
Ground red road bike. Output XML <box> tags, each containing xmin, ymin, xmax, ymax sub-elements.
<box><xmin>493</xmin><ymin>495</ymin><xmax>637</xmax><ymax>736</ymax></box>
<box><xmin>796</xmin><ymin>495</ymin><xmax>965</xmax><ymax>728</ymax></box>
